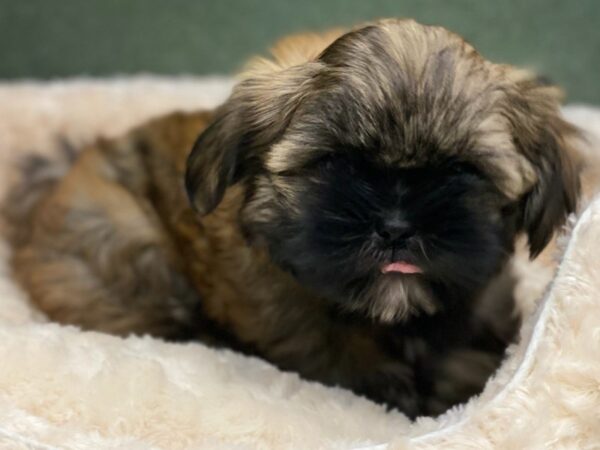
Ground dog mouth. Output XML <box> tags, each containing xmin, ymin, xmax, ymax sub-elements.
<box><xmin>380</xmin><ymin>261</ymin><xmax>423</xmax><ymax>274</ymax></box>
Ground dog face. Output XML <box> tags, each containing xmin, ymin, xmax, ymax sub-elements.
<box><xmin>186</xmin><ymin>20</ymin><xmax>579</xmax><ymax>321</ymax></box>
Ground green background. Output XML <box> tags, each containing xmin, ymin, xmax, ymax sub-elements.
<box><xmin>0</xmin><ymin>0</ymin><xmax>598</xmax><ymax>104</ymax></box>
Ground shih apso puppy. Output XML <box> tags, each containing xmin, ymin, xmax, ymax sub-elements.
<box><xmin>4</xmin><ymin>19</ymin><xmax>580</xmax><ymax>417</ymax></box>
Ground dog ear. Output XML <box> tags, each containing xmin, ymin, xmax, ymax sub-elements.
<box><xmin>509</xmin><ymin>76</ymin><xmax>580</xmax><ymax>257</ymax></box>
<box><xmin>185</xmin><ymin>64</ymin><xmax>319</xmax><ymax>216</ymax></box>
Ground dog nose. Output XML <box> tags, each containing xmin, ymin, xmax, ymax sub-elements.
<box><xmin>375</xmin><ymin>216</ymin><xmax>414</xmax><ymax>243</ymax></box>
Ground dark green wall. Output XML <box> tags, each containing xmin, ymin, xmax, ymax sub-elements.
<box><xmin>0</xmin><ymin>0</ymin><xmax>598</xmax><ymax>104</ymax></box>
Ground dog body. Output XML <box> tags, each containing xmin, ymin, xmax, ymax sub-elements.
<box><xmin>5</xmin><ymin>20</ymin><xmax>579</xmax><ymax>417</ymax></box>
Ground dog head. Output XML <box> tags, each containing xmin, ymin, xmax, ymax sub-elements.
<box><xmin>186</xmin><ymin>19</ymin><xmax>579</xmax><ymax>321</ymax></box>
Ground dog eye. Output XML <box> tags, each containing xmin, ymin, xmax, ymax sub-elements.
<box><xmin>326</xmin><ymin>156</ymin><xmax>360</xmax><ymax>178</ymax></box>
<box><xmin>447</xmin><ymin>161</ymin><xmax>480</xmax><ymax>177</ymax></box>
<box><xmin>302</xmin><ymin>152</ymin><xmax>359</xmax><ymax>177</ymax></box>
<box><xmin>310</xmin><ymin>153</ymin><xmax>338</xmax><ymax>172</ymax></box>
<box><xmin>318</xmin><ymin>156</ymin><xmax>335</xmax><ymax>171</ymax></box>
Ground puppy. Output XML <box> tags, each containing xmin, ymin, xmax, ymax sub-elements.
<box><xmin>4</xmin><ymin>19</ymin><xmax>579</xmax><ymax>417</ymax></box>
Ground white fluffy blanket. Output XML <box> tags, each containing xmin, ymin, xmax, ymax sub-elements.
<box><xmin>0</xmin><ymin>78</ymin><xmax>599</xmax><ymax>450</ymax></box>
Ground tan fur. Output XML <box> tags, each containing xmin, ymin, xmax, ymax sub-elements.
<box><xmin>244</xmin><ymin>28</ymin><xmax>345</xmax><ymax>74</ymax></box>
<box><xmin>250</xmin><ymin>21</ymin><xmax>576</xmax><ymax>209</ymax></box>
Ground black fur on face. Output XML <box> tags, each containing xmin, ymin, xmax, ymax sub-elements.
<box><xmin>185</xmin><ymin>19</ymin><xmax>579</xmax><ymax>322</ymax></box>
<box><xmin>241</xmin><ymin>147</ymin><xmax>517</xmax><ymax>321</ymax></box>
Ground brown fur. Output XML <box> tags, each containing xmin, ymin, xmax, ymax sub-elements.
<box><xmin>4</xmin><ymin>20</ymin><xmax>580</xmax><ymax>418</ymax></box>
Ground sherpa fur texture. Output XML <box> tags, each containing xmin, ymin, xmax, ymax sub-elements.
<box><xmin>0</xmin><ymin>77</ymin><xmax>598</xmax><ymax>449</ymax></box>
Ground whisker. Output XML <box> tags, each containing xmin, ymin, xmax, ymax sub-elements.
<box><xmin>417</xmin><ymin>238</ymin><xmax>431</xmax><ymax>264</ymax></box>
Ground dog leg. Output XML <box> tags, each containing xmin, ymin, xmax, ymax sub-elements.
<box><xmin>10</xmin><ymin>145</ymin><xmax>202</xmax><ymax>340</ymax></box>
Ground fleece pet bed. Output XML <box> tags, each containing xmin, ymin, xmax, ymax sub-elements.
<box><xmin>0</xmin><ymin>77</ymin><xmax>599</xmax><ymax>450</ymax></box>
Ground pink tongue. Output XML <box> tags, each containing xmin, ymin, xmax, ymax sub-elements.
<box><xmin>381</xmin><ymin>261</ymin><xmax>423</xmax><ymax>274</ymax></box>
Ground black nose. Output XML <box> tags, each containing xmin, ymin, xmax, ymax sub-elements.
<box><xmin>375</xmin><ymin>215</ymin><xmax>413</xmax><ymax>243</ymax></box>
